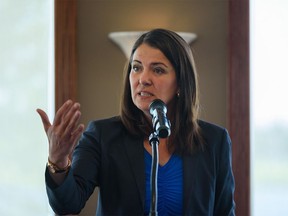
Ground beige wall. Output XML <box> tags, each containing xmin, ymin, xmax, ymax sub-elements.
<box><xmin>76</xmin><ymin>0</ymin><xmax>228</xmax><ymax>214</ymax></box>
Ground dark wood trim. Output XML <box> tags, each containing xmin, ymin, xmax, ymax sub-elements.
<box><xmin>54</xmin><ymin>0</ymin><xmax>77</xmax><ymax>110</ymax></box>
<box><xmin>228</xmin><ymin>0</ymin><xmax>250</xmax><ymax>215</ymax></box>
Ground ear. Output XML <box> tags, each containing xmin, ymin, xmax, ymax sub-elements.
<box><xmin>176</xmin><ymin>88</ymin><xmax>180</xmax><ymax>97</ymax></box>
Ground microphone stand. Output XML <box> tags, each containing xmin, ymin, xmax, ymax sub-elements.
<box><xmin>149</xmin><ymin>132</ymin><xmax>160</xmax><ymax>216</ymax></box>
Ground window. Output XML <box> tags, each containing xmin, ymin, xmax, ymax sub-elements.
<box><xmin>250</xmin><ymin>0</ymin><xmax>288</xmax><ymax>215</ymax></box>
<box><xmin>0</xmin><ymin>1</ymin><xmax>54</xmax><ymax>215</ymax></box>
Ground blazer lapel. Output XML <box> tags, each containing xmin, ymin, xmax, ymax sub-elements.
<box><xmin>183</xmin><ymin>155</ymin><xmax>199</xmax><ymax>214</ymax></box>
<box><xmin>123</xmin><ymin>133</ymin><xmax>145</xmax><ymax>210</ymax></box>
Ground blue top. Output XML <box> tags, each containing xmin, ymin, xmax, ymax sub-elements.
<box><xmin>144</xmin><ymin>149</ymin><xmax>183</xmax><ymax>216</ymax></box>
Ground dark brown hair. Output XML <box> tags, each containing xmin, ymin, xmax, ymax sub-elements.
<box><xmin>120</xmin><ymin>28</ymin><xmax>204</xmax><ymax>154</ymax></box>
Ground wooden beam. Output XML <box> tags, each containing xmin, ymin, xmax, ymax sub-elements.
<box><xmin>228</xmin><ymin>0</ymin><xmax>250</xmax><ymax>215</ymax></box>
<box><xmin>54</xmin><ymin>0</ymin><xmax>77</xmax><ymax>110</ymax></box>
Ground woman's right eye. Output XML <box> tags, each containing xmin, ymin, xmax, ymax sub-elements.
<box><xmin>132</xmin><ymin>65</ymin><xmax>141</xmax><ymax>72</ymax></box>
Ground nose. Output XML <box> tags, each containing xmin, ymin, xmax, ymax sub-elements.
<box><xmin>139</xmin><ymin>70</ymin><xmax>152</xmax><ymax>86</ymax></box>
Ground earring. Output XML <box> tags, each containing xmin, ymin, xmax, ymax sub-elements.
<box><xmin>177</xmin><ymin>91</ymin><xmax>180</xmax><ymax>97</ymax></box>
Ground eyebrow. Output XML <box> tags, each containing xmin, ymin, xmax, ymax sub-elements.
<box><xmin>131</xmin><ymin>60</ymin><xmax>169</xmax><ymax>68</ymax></box>
<box><xmin>131</xmin><ymin>60</ymin><xmax>141</xmax><ymax>64</ymax></box>
<box><xmin>151</xmin><ymin>62</ymin><xmax>169</xmax><ymax>68</ymax></box>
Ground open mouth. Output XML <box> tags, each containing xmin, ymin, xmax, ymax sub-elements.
<box><xmin>139</xmin><ymin>91</ymin><xmax>153</xmax><ymax>96</ymax></box>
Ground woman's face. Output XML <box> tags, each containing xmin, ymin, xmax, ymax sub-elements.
<box><xmin>129</xmin><ymin>43</ymin><xmax>178</xmax><ymax>117</ymax></box>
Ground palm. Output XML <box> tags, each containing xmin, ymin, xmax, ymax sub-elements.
<box><xmin>37</xmin><ymin>100</ymin><xmax>85</xmax><ymax>165</ymax></box>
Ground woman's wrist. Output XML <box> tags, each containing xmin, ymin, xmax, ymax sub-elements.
<box><xmin>47</xmin><ymin>157</ymin><xmax>71</xmax><ymax>174</ymax></box>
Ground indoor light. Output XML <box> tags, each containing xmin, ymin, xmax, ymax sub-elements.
<box><xmin>108</xmin><ymin>31</ymin><xmax>197</xmax><ymax>58</ymax></box>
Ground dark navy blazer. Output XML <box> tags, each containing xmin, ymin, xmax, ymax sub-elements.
<box><xmin>46</xmin><ymin>116</ymin><xmax>235</xmax><ymax>216</ymax></box>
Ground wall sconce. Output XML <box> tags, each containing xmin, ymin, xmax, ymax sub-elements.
<box><xmin>108</xmin><ymin>31</ymin><xmax>197</xmax><ymax>58</ymax></box>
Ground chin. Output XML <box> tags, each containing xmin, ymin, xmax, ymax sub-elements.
<box><xmin>135</xmin><ymin>102</ymin><xmax>149</xmax><ymax>113</ymax></box>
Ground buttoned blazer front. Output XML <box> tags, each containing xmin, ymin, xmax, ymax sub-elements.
<box><xmin>46</xmin><ymin>116</ymin><xmax>235</xmax><ymax>216</ymax></box>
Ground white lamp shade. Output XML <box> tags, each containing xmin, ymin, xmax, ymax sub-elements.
<box><xmin>108</xmin><ymin>31</ymin><xmax>197</xmax><ymax>58</ymax></box>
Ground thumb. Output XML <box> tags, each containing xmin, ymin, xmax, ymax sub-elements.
<box><xmin>36</xmin><ymin>108</ymin><xmax>52</xmax><ymax>133</ymax></box>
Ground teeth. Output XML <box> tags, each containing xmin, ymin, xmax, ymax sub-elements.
<box><xmin>140</xmin><ymin>92</ymin><xmax>152</xmax><ymax>96</ymax></box>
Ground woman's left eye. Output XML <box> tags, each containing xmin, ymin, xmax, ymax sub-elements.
<box><xmin>154</xmin><ymin>67</ymin><xmax>165</xmax><ymax>74</ymax></box>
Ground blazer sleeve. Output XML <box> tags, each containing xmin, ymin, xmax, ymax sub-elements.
<box><xmin>45</xmin><ymin>121</ymin><xmax>102</xmax><ymax>215</ymax></box>
<box><xmin>214</xmin><ymin>128</ymin><xmax>235</xmax><ymax>215</ymax></box>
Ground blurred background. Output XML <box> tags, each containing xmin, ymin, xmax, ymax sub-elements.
<box><xmin>250</xmin><ymin>0</ymin><xmax>288</xmax><ymax>215</ymax></box>
<box><xmin>0</xmin><ymin>0</ymin><xmax>287</xmax><ymax>215</ymax></box>
<box><xmin>0</xmin><ymin>1</ymin><xmax>53</xmax><ymax>215</ymax></box>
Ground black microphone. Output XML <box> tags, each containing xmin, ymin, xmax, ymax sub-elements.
<box><xmin>149</xmin><ymin>99</ymin><xmax>171</xmax><ymax>138</ymax></box>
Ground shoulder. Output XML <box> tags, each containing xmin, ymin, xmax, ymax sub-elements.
<box><xmin>198</xmin><ymin>120</ymin><xmax>230</xmax><ymax>141</ymax></box>
<box><xmin>82</xmin><ymin>116</ymin><xmax>127</xmax><ymax>142</ymax></box>
<box><xmin>86</xmin><ymin>116</ymin><xmax>124</xmax><ymax>132</ymax></box>
<box><xmin>197</xmin><ymin>120</ymin><xmax>232</xmax><ymax>153</ymax></box>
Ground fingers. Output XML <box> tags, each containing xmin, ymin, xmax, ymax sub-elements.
<box><xmin>62</xmin><ymin>103</ymin><xmax>81</xmax><ymax>129</ymax></box>
<box><xmin>71</xmin><ymin>123</ymin><xmax>85</xmax><ymax>137</ymax></box>
<box><xmin>36</xmin><ymin>108</ymin><xmax>51</xmax><ymax>133</ymax></box>
<box><xmin>70</xmin><ymin>124</ymin><xmax>85</xmax><ymax>146</ymax></box>
<box><xmin>38</xmin><ymin>100</ymin><xmax>85</xmax><ymax>163</ymax></box>
<box><xmin>63</xmin><ymin>108</ymin><xmax>85</xmax><ymax>154</ymax></box>
<box><xmin>53</xmin><ymin>100</ymin><xmax>73</xmax><ymax>126</ymax></box>
<box><xmin>64</xmin><ymin>106</ymin><xmax>82</xmax><ymax>137</ymax></box>
<box><xmin>57</xmin><ymin>103</ymin><xmax>81</xmax><ymax>142</ymax></box>
<box><xmin>54</xmin><ymin>100</ymin><xmax>81</xmax><ymax>133</ymax></box>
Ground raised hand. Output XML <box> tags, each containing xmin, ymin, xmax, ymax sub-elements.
<box><xmin>37</xmin><ymin>100</ymin><xmax>85</xmax><ymax>168</ymax></box>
